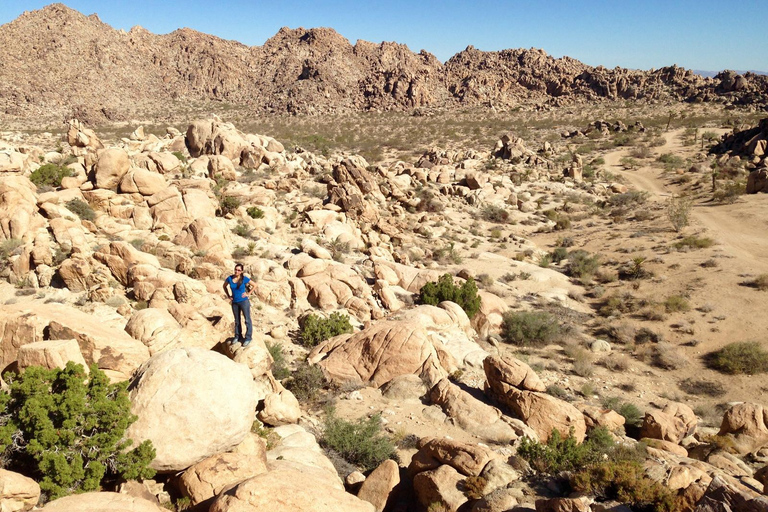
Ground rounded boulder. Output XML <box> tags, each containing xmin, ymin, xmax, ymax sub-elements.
<box><xmin>125</xmin><ymin>347</ymin><xmax>258</xmax><ymax>472</ymax></box>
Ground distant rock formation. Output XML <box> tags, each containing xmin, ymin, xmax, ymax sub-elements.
<box><xmin>1</xmin><ymin>4</ymin><xmax>767</xmax><ymax>122</ymax></box>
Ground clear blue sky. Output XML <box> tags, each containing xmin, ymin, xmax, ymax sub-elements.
<box><xmin>2</xmin><ymin>1</ymin><xmax>766</xmax><ymax>72</ymax></box>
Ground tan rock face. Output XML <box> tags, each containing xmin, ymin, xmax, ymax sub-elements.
<box><xmin>408</xmin><ymin>437</ymin><xmax>496</xmax><ymax>477</ymax></box>
<box><xmin>357</xmin><ymin>459</ymin><xmax>400</xmax><ymax>512</ymax></box>
<box><xmin>309</xmin><ymin>319</ymin><xmax>456</xmax><ymax>388</ymax></box>
<box><xmin>124</xmin><ymin>308</ymin><xmax>183</xmax><ymax>356</ymax></box>
<box><xmin>412</xmin><ymin>464</ymin><xmax>468</xmax><ymax>511</ymax></box>
<box><xmin>484</xmin><ymin>355</ymin><xmax>546</xmax><ymax>392</ymax></box>
<box><xmin>257</xmin><ymin>389</ymin><xmax>301</xmax><ymax>427</ymax></box>
<box><xmin>209</xmin><ymin>466</ymin><xmax>375</xmax><ymax>512</ymax></box>
<box><xmin>0</xmin><ymin>468</ymin><xmax>40</xmax><ymax>512</ymax></box>
<box><xmin>718</xmin><ymin>402</ymin><xmax>768</xmax><ymax>454</ymax></box>
<box><xmin>125</xmin><ymin>348</ymin><xmax>259</xmax><ymax>472</ymax></box>
<box><xmin>0</xmin><ymin>176</ymin><xmax>46</xmax><ymax>241</ymax></box>
<box><xmin>178</xmin><ymin>452</ymin><xmax>269</xmax><ymax>505</ymax></box>
<box><xmin>534</xmin><ymin>497</ymin><xmax>592</xmax><ymax>512</ymax></box>
<box><xmin>16</xmin><ymin>339</ymin><xmax>87</xmax><ymax>371</ymax></box>
<box><xmin>119</xmin><ymin>168</ymin><xmax>167</xmax><ymax>196</ymax></box>
<box><xmin>487</xmin><ymin>386</ymin><xmax>586</xmax><ymax>444</ymax></box>
<box><xmin>429</xmin><ymin>378</ymin><xmax>517</xmax><ymax>443</ymax></box>
<box><xmin>94</xmin><ymin>148</ymin><xmax>130</xmax><ymax>189</ymax></box>
<box><xmin>641</xmin><ymin>410</ymin><xmax>688</xmax><ymax>444</ymax></box>
<box><xmin>41</xmin><ymin>492</ymin><xmax>165</xmax><ymax>511</ymax></box>
<box><xmin>0</xmin><ymin>303</ymin><xmax>149</xmax><ymax>382</ymax></box>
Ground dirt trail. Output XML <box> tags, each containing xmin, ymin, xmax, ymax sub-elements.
<box><xmin>605</xmin><ymin>129</ymin><xmax>768</xmax><ymax>272</ymax></box>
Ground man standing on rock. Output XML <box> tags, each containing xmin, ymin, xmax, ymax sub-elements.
<box><xmin>223</xmin><ymin>263</ymin><xmax>256</xmax><ymax>346</ymax></box>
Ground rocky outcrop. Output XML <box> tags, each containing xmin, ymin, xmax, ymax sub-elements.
<box><xmin>125</xmin><ymin>348</ymin><xmax>259</xmax><ymax>472</ymax></box>
<box><xmin>41</xmin><ymin>492</ymin><xmax>165</xmax><ymax>511</ymax></box>
<box><xmin>2</xmin><ymin>5</ymin><xmax>766</xmax><ymax>122</ymax></box>
<box><xmin>484</xmin><ymin>355</ymin><xmax>585</xmax><ymax>443</ymax></box>
<box><xmin>0</xmin><ymin>469</ymin><xmax>40</xmax><ymax>512</ymax></box>
<box><xmin>308</xmin><ymin>316</ymin><xmax>457</xmax><ymax>388</ymax></box>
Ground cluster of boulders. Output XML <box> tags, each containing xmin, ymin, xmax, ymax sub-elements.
<box><xmin>710</xmin><ymin>117</ymin><xmax>768</xmax><ymax>193</ymax></box>
<box><xmin>1</xmin><ymin>116</ymin><xmax>768</xmax><ymax>512</ymax></box>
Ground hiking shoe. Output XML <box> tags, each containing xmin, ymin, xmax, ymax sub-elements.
<box><xmin>228</xmin><ymin>337</ymin><xmax>239</xmax><ymax>345</ymax></box>
<box><xmin>242</xmin><ymin>339</ymin><xmax>252</xmax><ymax>347</ymax></box>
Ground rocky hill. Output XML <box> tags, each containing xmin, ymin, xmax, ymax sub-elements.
<box><xmin>2</xmin><ymin>4</ymin><xmax>768</xmax><ymax>123</ymax></box>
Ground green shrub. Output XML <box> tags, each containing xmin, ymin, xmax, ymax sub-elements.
<box><xmin>29</xmin><ymin>163</ymin><xmax>72</xmax><ymax>188</ymax></box>
<box><xmin>713</xmin><ymin>181</ymin><xmax>745</xmax><ymax>203</ymax></box>
<box><xmin>0</xmin><ymin>238</ymin><xmax>24</xmax><ymax>260</ymax></box>
<box><xmin>285</xmin><ymin>361</ymin><xmax>326</xmax><ymax>401</ymax></box>
<box><xmin>551</xmin><ymin>246</ymin><xmax>568</xmax><ymax>264</ymax></box>
<box><xmin>607</xmin><ymin>191</ymin><xmax>648</xmax><ymax>208</ymax></box>
<box><xmin>500</xmin><ymin>311</ymin><xmax>561</xmax><ymax>347</ymax></box>
<box><xmin>419</xmin><ymin>273</ymin><xmax>481</xmax><ymax>319</ymax></box>
<box><xmin>705</xmin><ymin>341</ymin><xmax>768</xmax><ymax>375</ymax></box>
<box><xmin>300</xmin><ymin>312</ymin><xmax>353</xmax><ymax>347</ymax></box>
<box><xmin>664</xmin><ymin>295</ymin><xmax>690</xmax><ymax>313</ymax></box>
<box><xmin>0</xmin><ymin>363</ymin><xmax>155</xmax><ymax>500</ymax></box>
<box><xmin>519</xmin><ymin>428</ymin><xmax>677</xmax><ymax>510</ymax></box>
<box><xmin>481</xmin><ymin>205</ymin><xmax>510</xmax><ymax>223</ymax></box>
<box><xmin>266</xmin><ymin>341</ymin><xmax>290</xmax><ymax>380</ymax></box>
<box><xmin>247</xmin><ymin>206</ymin><xmax>265</xmax><ymax>219</ymax></box>
<box><xmin>667</xmin><ymin>196</ymin><xmax>692</xmax><ymax>232</ymax></box>
<box><xmin>674</xmin><ymin>235</ymin><xmax>714</xmax><ymax>250</ymax></box>
<box><xmin>65</xmin><ymin>199</ymin><xmax>96</xmax><ymax>221</ymax></box>
<box><xmin>749</xmin><ymin>274</ymin><xmax>768</xmax><ymax>291</ymax></box>
<box><xmin>601</xmin><ymin>396</ymin><xmax>643</xmax><ymax>427</ymax></box>
<box><xmin>568</xmin><ymin>250</ymin><xmax>601</xmax><ymax>281</ymax></box>
<box><xmin>171</xmin><ymin>151</ymin><xmax>187</xmax><ymax>163</ymax></box>
<box><xmin>571</xmin><ymin>459</ymin><xmax>679</xmax><ymax>512</ymax></box>
<box><xmin>657</xmin><ymin>153</ymin><xmax>685</xmax><ymax>170</ymax></box>
<box><xmin>218</xmin><ymin>196</ymin><xmax>241</xmax><ymax>216</ymax></box>
<box><xmin>517</xmin><ymin>427</ymin><xmax>614</xmax><ymax>474</ymax></box>
<box><xmin>321</xmin><ymin>407</ymin><xmax>396</xmax><ymax>471</ymax></box>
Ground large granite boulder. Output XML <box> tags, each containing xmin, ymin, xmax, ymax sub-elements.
<box><xmin>0</xmin><ymin>469</ymin><xmax>40</xmax><ymax>512</ymax></box>
<box><xmin>209</xmin><ymin>465</ymin><xmax>375</xmax><ymax>512</ymax></box>
<box><xmin>308</xmin><ymin>319</ymin><xmax>456</xmax><ymax>388</ymax></box>
<box><xmin>125</xmin><ymin>348</ymin><xmax>259</xmax><ymax>472</ymax></box>
<box><xmin>41</xmin><ymin>492</ymin><xmax>164</xmax><ymax>511</ymax></box>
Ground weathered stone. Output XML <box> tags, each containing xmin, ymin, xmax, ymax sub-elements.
<box><xmin>178</xmin><ymin>452</ymin><xmax>268</xmax><ymax>505</ymax></box>
<box><xmin>41</xmin><ymin>492</ymin><xmax>165</xmax><ymax>512</ymax></box>
<box><xmin>357</xmin><ymin>459</ymin><xmax>400</xmax><ymax>512</ymax></box>
<box><xmin>126</xmin><ymin>348</ymin><xmax>259</xmax><ymax>472</ymax></box>
<box><xmin>16</xmin><ymin>339</ymin><xmax>87</xmax><ymax>371</ymax></box>
<box><xmin>0</xmin><ymin>468</ymin><xmax>40</xmax><ymax>512</ymax></box>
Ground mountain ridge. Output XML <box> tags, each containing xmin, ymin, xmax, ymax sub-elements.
<box><xmin>2</xmin><ymin>3</ymin><xmax>767</xmax><ymax>123</ymax></box>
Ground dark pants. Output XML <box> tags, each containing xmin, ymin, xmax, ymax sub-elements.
<box><xmin>231</xmin><ymin>299</ymin><xmax>252</xmax><ymax>341</ymax></box>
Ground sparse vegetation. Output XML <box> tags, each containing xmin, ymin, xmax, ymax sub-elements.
<box><xmin>481</xmin><ymin>205</ymin><xmax>510</xmax><ymax>223</ymax></box>
<box><xmin>419</xmin><ymin>273</ymin><xmax>481</xmax><ymax>319</ymax></box>
<box><xmin>666</xmin><ymin>196</ymin><xmax>692</xmax><ymax>232</ymax></box>
<box><xmin>0</xmin><ymin>363</ymin><xmax>156</xmax><ymax>500</ymax></box>
<box><xmin>29</xmin><ymin>163</ymin><xmax>72</xmax><ymax>189</ymax></box>
<box><xmin>321</xmin><ymin>407</ymin><xmax>396</xmax><ymax>472</ymax></box>
<box><xmin>299</xmin><ymin>312</ymin><xmax>354</xmax><ymax>347</ymax></box>
<box><xmin>266</xmin><ymin>341</ymin><xmax>290</xmax><ymax>380</ymax></box>
<box><xmin>567</xmin><ymin>250</ymin><xmax>601</xmax><ymax>281</ymax></box>
<box><xmin>674</xmin><ymin>235</ymin><xmax>714</xmax><ymax>250</ymax></box>
<box><xmin>65</xmin><ymin>198</ymin><xmax>96</xmax><ymax>221</ymax></box>
<box><xmin>218</xmin><ymin>195</ymin><xmax>241</xmax><ymax>216</ymax></box>
<box><xmin>705</xmin><ymin>341</ymin><xmax>768</xmax><ymax>375</ymax></box>
<box><xmin>247</xmin><ymin>206</ymin><xmax>265</xmax><ymax>219</ymax></box>
<box><xmin>500</xmin><ymin>311</ymin><xmax>561</xmax><ymax>347</ymax></box>
<box><xmin>285</xmin><ymin>361</ymin><xmax>327</xmax><ymax>401</ymax></box>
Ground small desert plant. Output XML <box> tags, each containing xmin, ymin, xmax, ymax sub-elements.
<box><xmin>218</xmin><ymin>195</ymin><xmax>241</xmax><ymax>216</ymax></box>
<box><xmin>65</xmin><ymin>199</ymin><xmax>96</xmax><ymax>221</ymax></box>
<box><xmin>0</xmin><ymin>238</ymin><xmax>24</xmax><ymax>260</ymax></box>
<box><xmin>607</xmin><ymin>190</ymin><xmax>648</xmax><ymax>208</ymax></box>
<box><xmin>705</xmin><ymin>341</ymin><xmax>768</xmax><ymax>375</ymax></box>
<box><xmin>265</xmin><ymin>341</ymin><xmax>290</xmax><ymax>380</ymax></box>
<box><xmin>321</xmin><ymin>407</ymin><xmax>396</xmax><ymax>472</ymax></box>
<box><xmin>551</xmin><ymin>246</ymin><xmax>569</xmax><ymax>264</ymax></box>
<box><xmin>517</xmin><ymin>427</ymin><xmax>615</xmax><ymax>474</ymax></box>
<box><xmin>713</xmin><ymin>180</ymin><xmax>745</xmax><ymax>203</ymax></box>
<box><xmin>500</xmin><ymin>311</ymin><xmax>561</xmax><ymax>347</ymax></box>
<box><xmin>664</xmin><ymin>295</ymin><xmax>691</xmax><ymax>313</ymax></box>
<box><xmin>299</xmin><ymin>312</ymin><xmax>353</xmax><ymax>347</ymax></box>
<box><xmin>666</xmin><ymin>196</ymin><xmax>692</xmax><ymax>232</ymax></box>
<box><xmin>678</xmin><ymin>378</ymin><xmax>726</xmax><ymax>398</ymax></box>
<box><xmin>747</xmin><ymin>274</ymin><xmax>768</xmax><ymax>291</ymax></box>
<box><xmin>419</xmin><ymin>273</ymin><xmax>481</xmax><ymax>319</ymax></box>
<box><xmin>481</xmin><ymin>205</ymin><xmax>510</xmax><ymax>223</ymax></box>
<box><xmin>568</xmin><ymin>250</ymin><xmax>601</xmax><ymax>281</ymax></box>
<box><xmin>462</xmin><ymin>475</ymin><xmax>488</xmax><ymax>500</ymax></box>
<box><xmin>674</xmin><ymin>235</ymin><xmax>714</xmax><ymax>250</ymax></box>
<box><xmin>285</xmin><ymin>361</ymin><xmax>327</xmax><ymax>401</ymax></box>
<box><xmin>602</xmin><ymin>397</ymin><xmax>643</xmax><ymax>427</ymax></box>
<box><xmin>247</xmin><ymin>206</ymin><xmax>265</xmax><ymax>219</ymax></box>
<box><xmin>0</xmin><ymin>363</ymin><xmax>156</xmax><ymax>500</ymax></box>
<box><xmin>232</xmin><ymin>221</ymin><xmax>253</xmax><ymax>238</ymax></box>
<box><xmin>29</xmin><ymin>163</ymin><xmax>72</xmax><ymax>188</ymax></box>
<box><xmin>171</xmin><ymin>151</ymin><xmax>187</xmax><ymax>163</ymax></box>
